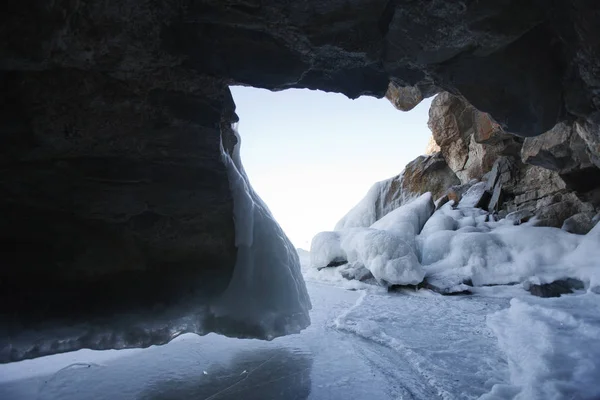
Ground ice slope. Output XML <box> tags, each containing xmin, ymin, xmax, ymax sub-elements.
<box><xmin>211</xmin><ymin>127</ymin><xmax>311</xmax><ymax>338</ymax></box>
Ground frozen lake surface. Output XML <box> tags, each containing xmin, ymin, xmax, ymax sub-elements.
<box><xmin>0</xmin><ymin>282</ymin><xmax>525</xmax><ymax>400</ymax></box>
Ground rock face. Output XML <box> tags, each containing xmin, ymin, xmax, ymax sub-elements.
<box><xmin>428</xmin><ymin>92</ymin><xmax>600</xmax><ymax>228</ymax></box>
<box><xmin>401</xmin><ymin>153</ymin><xmax>461</xmax><ymax>201</ymax></box>
<box><xmin>428</xmin><ymin>93</ymin><xmax>521</xmax><ymax>184</ymax></box>
<box><xmin>3</xmin><ymin>0</ymin><xmax>600</xmax><ymax>360</ymax></box>
<box><xmin>334</xmin><ymin>153</ymin><xmax>459</xmax><ymax>231</ymax></box>
<box><xmin>424</xmin><ymin>136</ymin><xmax>441</xmax><ymax>155</ymax></box>
<box><xmin>385</xmin><ymin>82</ymin><xmax>423</xmax><ymax>112</ymax></box>
<box><xmin>521</xmin><ymin>122</ymin><xmax>592</xmax><ymax>174</ymax></box>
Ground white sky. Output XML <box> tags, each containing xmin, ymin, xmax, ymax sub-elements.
<box><xmin>231</xmin><ymin>86</ymin><xmax>433</xmax><ymax>249</ymax></box>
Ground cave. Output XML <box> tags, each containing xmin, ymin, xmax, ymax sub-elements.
<box><xmin>2</xmin><ymin>0</ymin><xmax>600</xmax><ymax>369</ymax></box>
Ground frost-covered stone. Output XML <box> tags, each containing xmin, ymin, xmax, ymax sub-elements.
<box><xmin>334</xmin><ymin>157</ymin><xmax>454</xmax><ymax>230</ymax></box>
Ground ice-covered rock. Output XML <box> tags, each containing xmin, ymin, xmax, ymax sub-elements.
<box><xmin>525</xmin><ymin>278</ymin><xmax>584</xmax><ymax>298</ymax></box>
<box><xmin>312</xmin><ymin>194</ymin><xmax>435</xmax><ymax>286</ymax></box>
<box><xmin>338</xmin><ymin>262</ymin><xmax>374</xmax><ymax>282</ymax></box>
<box><xmin>334</xmin><ymin>158</ymin><xmax>455</xmax><ymax>231</ymax></box>
<box><xmin>341</xmin><ymin>228</ymin><xmax>424</xmax><ymax>286</ymax></box>
<box><xmin>310</xmin><ymin>231</ymin><xmax>346</xmax><ymax>269</ymax></box>
<box><xmin>370</xmin><ymin>193</ymin><xmax>434</xmax><ymax>240</ymax></box>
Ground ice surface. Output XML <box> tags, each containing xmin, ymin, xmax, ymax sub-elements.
<box><xmin>484</xmin><ymin>293</ymin><xmax>600</xmax><ymax>400</ymax></box>
<box><xmin>457</xmin><ymin>182</ymin><xmax>487</xmax><ymax>208</ymax></box>
<box><xmin>334</xmin><ymin>182</ymin><xmax>383</xmax><ymax>230</ymax></box>
<box><xmin>333</xmin><ymin>289</ymin><xmax>512</xmax><ymax>400</ymax></box>
<box><xmin>210</xmin><ymin>128</ymin><xmax>311</xmax><ymax>338</ymax></box>
<box><xmin>0</xmin><ymin>127</ymin><xmax>312</xmax><ymax>363</ymax></box>
<box><xmin>370</xmin><ymin>192</ymin><xmax>435</xmax><ymax>248</ymax></box>
<box><xmin>0</xmin><ymin>283</ymin><xmax>515</xmax><ymax>400</ymax></box>
<box><xmin>560</xmin><ymin>221</ymin><xmax>600</xmax><ymax>289</ymax></box>
<box><xmin>2</xmin><ymin>279</ymin><xmax>598</xmax><ymax>400</ymax></box>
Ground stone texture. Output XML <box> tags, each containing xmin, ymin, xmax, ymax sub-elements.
<box><xmin>575</xmin><ymin>112</ymin><xmax>600</xmax><ymax>169</ymax></box>
<box><xmin>424</xmin><ymin>136</ymin><xmax>441</xmax><ymax>155</ymax></box>
<box><xmin>426</xmin><ymin>92</ymin><xmax>599</xmax><ymax>226</ymax></box>
<box><xmin>562</xmin><ymin>212</ymin><xmax>598</xmax><ymax>234</ymax></box>
<box><xmin>400</xmin><ymin>152</ymin><xmax>461</xmax><ymax>201</ymax></box>
<box><xmin>385</xmin><ymin>82</ymin><xmax>423</xmax><ymax>112</ymax></box>
<box><xmin>521</xmin><ymin>121</ymin><xmax>593</xmax><ymax>174</ymax></box>
<box><xmin>527</xmin><ymin>279</ymin><xmax>585</xmax><ymax>298</ymax></box>
<box><xmin>428</xmin><ymin>93</ymin><xmax>521</xmax><ymax>183</ymax></box>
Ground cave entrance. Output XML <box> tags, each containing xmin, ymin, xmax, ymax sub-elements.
<box><xmin>229</xmin><ymin>86</ymin><xmax>433</xmax><ymax>250</ymax></box>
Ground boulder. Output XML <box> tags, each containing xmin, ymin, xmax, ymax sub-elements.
<box><xmin>400</xmin><ymin>153</ymin><xmax>461</xmax><ymax>201</ymax></box>
<box><xmin>562</xmin><ymin>212</ymin><xmax>598</xmax><ymax>235</ymax></box>
<box><xmin>532</xmin><ymin>192</ymin><xmax>596</xmax><ymax>228</ymax></box>
<box><xmin>428</xmin><ymin>93</ymin><xmax>521</xmax><ymax>183</ymax></box>
<box><xmin>428</xmin><ymin>93</ymin><xmax>477</xmax><ymax>183</ymax></box>
<box><xmin>521</xmin><ymin>121</ymin><xmax>592</xmax><ymax>174</ymax></box>
<box><xmin>339</xmin><ymin>262</ymin><xmax>374</xmax><ymax>282</ymax></box>
<box><xmin>527</xmin><ymin>279</ymin><xmax>585</xmax><ymax>298</ymax></box>
<box><xmin>385</xmin><ymin>82</ymin><xmax>423</xmax><ymax>112</ymax></box>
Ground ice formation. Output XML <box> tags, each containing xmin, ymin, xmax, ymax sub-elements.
<box><xmin>311</xmin><ymin>186</ymin><xmax>600</xmax><ymax>293</ymax></box>
<box><xmin>310</xmin><ymin>193</ymin><xmax>434</xmax><ymax>285</ymax></box>
<box><xmin>209</xmin><ymin>127</ymin><xmax>311</xmax><ymax>338</ymax></box>
<box><xmin>334</xmin><ymin>174</ymin><xmax>415</xmax><ymax>231</ymax></box>
<box><xmin>421</xmin><ymin>202</ymin><xmax>599</xmax><ymax>291</ymax></box>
